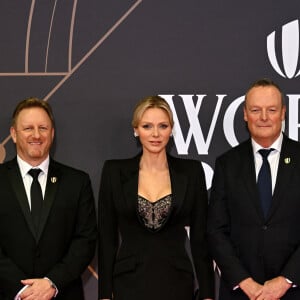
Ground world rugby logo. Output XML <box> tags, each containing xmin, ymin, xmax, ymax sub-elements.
<box><xmin>267</xmin><ymin>19</ymin><xmax>300</xmax><ymax>79</ymax></box>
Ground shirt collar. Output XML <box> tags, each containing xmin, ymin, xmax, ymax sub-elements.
<box><xmin>17</xmin><ymin>155</ymin><xmax>50</xmax><ymax>179</ymax></box>
<box><xmin>251</xmin><ymin>132</ymin><xmax>283</xmax><ymax>154</ymax></box>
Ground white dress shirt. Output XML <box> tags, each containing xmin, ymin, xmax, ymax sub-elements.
<box><xmin>252</xmin><ymin>133</ymin><xmax>283</xmax><ymax>194</ymax></box>
<box><xmin>15</xmin><ymin>156</ymin><xmax>58</xmax><ymax>299</ymax></box>
<box><xmin>16</xmin><ymin>155</ymin><xmax>49</xmax><ymax>208</ymax></box>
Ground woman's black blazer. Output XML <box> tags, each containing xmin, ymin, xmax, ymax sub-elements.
<box><xmin>98</xmin><ymin>154</ymin><xmax>214</xmax><ymax>299</ymax></box>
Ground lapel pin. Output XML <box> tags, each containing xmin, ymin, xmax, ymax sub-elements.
<box><xmin>51</xmin><ymin>177</ymin><xmax>57</xmax><ymax>183</ymax></box>
<box><xmin>284</xmin><ymin>157</ymin><xmax>291</xmax><ymax>164</ymax></box>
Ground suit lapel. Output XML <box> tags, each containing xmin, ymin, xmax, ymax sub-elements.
<box><xmin>240</xmin><ymin>140</ymin><xmax>265</xmax><ymax>220</ymax></box>
<box><xmin>167</xmin><ymin>155</ymin><xmax>187</xmax><ymax>217</ymax></box>
<box><xmin>7</xmin><ymin>159</ymin><xmax>37</xmax><ymax>238</ymax></box>
<box><xmin>121</xmin><ymin>156</ymin><xmax>140</xmax><ymax>214</ymax></box>
<box><xmin>268</xmin><ymin>136</ymin><xmax>293</xmax><ymax>220</ymax></box>
<box><xmin>36</xmin><ymin>160</ymin><xmax>60</xmax><ymax>241</ymax></box>
<box><xmin>120</xmin><ymin>154</ymin><xmax>187</xmax><ymax>228</ymax></box>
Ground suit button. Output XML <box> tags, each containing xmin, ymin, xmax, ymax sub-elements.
<box><xmin>262</xmin><ymin>225</ymin><xmax>268</xmax><ymax>230</ymax></box>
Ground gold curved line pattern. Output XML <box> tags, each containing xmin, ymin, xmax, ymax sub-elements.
<box><xmin>88</xmin><ymin>265</ymin><xmax>98</xmax><ymax>280</ymax></box>
<box><xmin>0</xmin><ymin>0</ymin><xmax>142</xmax><ymax>78</ymax></box>
<box><xmin>43</xmin><ymin>0</ymin><xmax>143</xmax><ymax>102</ymax></box>
<box><xmin>45</xmin><ymin>0</ymin><xmax>58</xmax><ymax>72</ymax></box>
<box><xmin>25</xmin><ymin>0</ymin><xmax>36</xmax><ymax>73</ymax></box>
<box><xmin>0</xmin><ymin>144</ymin><xmax>6</xmax><ymax>164</ymax></box>
<box><xmin>0</xmin><ymin>135</ymin><xmax>11</xmax><ymax>163</ymax></box>
<box><xmin>0</xmin><ymin>72</ymin><xmax>68</xmax><ymax>76</ymax></box>
<box><xmin>69</xmin><ymin>0</ymin><xmax>78</xmax><ymax>72</ymax></box>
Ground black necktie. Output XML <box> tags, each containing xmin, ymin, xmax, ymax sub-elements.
<box><xmin>28</xmin><ymin>168</ymin><xmax>43</xmax><ymax>230</ymax></box>
<box><xmin>257</xmin><ymin>149</ymin><xmax>274</xmax><ymax>218</ymax></box>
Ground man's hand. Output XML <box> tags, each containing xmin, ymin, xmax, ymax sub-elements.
<box><xmin>239</xmin><ymin>277</ymin><xmax>263</xmax><ymax>300</ymax></box>
<box><xmin>256</xmin><ymin>276</ymin><xmax>291</xmax><ymax>300</ymax></box>
<box><xmin>19</xmin><ymin>278</ymin><xmax>56</xmax><ymax>300</ymax></box>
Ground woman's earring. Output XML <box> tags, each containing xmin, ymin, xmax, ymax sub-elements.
<box><xmin>134</xmin><ymin>132</ymin><xmax>138</xmax><ymax>137</ymax></box>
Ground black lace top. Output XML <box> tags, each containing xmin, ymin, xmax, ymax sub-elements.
<box><xmin>137</xmin><ymin>194</ymin><xmax>172</xmax><ymax>231</ymax></box>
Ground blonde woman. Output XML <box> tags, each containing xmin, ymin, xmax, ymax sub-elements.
<box><xmin>99</xmin><ymin>96</ymin><xmax>214</xmax><ymax>300</ymax></box>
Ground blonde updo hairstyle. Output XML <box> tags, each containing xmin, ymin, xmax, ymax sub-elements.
<box><xmin>131</xmin><ymin>95</ymin><xmax>174</xmax><ymax>129</ymax></box>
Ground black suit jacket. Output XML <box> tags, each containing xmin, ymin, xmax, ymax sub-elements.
<box><xmin>208</xmin><ymin>135</ymin><xmax>300</xmax><ymax>299</ymax></box>
<box><xmin>0</xmin><ymin>158</ymin><xmax>97</xmax><ymax>300</ymax></box>
<box><xmin>98</xmin><ymin>154</ymin><xmax>214</xmax><ymax>300</ymax></box>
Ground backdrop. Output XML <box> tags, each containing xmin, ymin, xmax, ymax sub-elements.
<box><xmin>1</xmin><ymin>1</ymin><xmax>300</xmax><ymax>299</ymax></box>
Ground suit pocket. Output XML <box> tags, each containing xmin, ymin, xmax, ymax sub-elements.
<box><xmin>113</xmin><ymin>256</ymin><xmax>137</xmax><ymax>277</ymax></box>
<box><xmin>170</xmin><ymin>257</ymin><xmax>193</xmax><ymax>274</ymax></box>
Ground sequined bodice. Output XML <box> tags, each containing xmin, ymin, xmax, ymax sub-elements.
<box><xmin>137</xmin><ymin>194</ymin><xmax>172</xmax><ymax>231</ymax></box>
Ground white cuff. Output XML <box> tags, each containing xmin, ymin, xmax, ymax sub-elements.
<box><xmin>14</xmin><ymin>285</ymin><xmax>29</xmax><ymax>300</ymax></box>
<box><xmin>285</xmin><ymin>277</ymin><xmax>297</xmax><ymax>287</ymax></box>
<box><xmin>44</xmin><ymin>277</ymin><xmax>58</xmax><ymax>297</ymax></box>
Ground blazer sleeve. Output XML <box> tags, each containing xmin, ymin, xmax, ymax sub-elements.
<box><xmin>98</xmin><ymin>161</ymin><xmax>119</xmax><ymax>299</ymax></box>
<box><xmin>45</xmin><ymin>171</ymin><xmax>97</xmax><ymax>288</ymax></box>
<box><xmin>189</xmin><ymin>160</ymin><xmax>215</xmax><ymax>299</ymax></box>
<box><xmin>207</xmin><ymin>156</ymin><xmax>250</xmax><ymax>288</ymax></box>
<box><xmin>0</xmin><ymin>248</ymin><xmax>27</xmax><ymax>297</ymax></box>
<box><xmin>281</xmin><ymin>246</ymin><xmax>300</xmax><ymax>283</ymax></box>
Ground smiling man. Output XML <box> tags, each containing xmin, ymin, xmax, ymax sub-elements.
<box><xmin>10</xmin><ymin>100</ymin><xmax>55</xmax><ymax>167</ymax></box>
<box><xmin>0</xmin><ymin>97</ymin><xmax>97</xmax><ymax>300</ymax></box>
<box><xmin>208</xmin><ymin>79</ymin><xmax>300</xmax><ymax>300</ymax></box>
